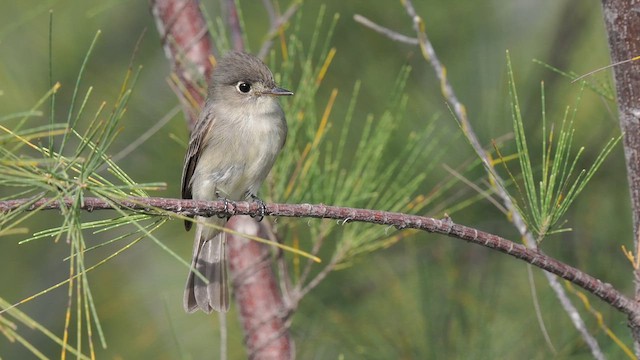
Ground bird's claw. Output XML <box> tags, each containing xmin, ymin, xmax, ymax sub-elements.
<box><xmin>216</xmin><ymin>192</ymin><xmax>230</xmax><ymax>219</ymax></box>
<box><xmin>249</xmin><ymin>194</ymin><xmax>266</xmax><ymax>222</ymax></box>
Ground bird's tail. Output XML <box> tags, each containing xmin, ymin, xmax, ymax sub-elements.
<box><xmin>184</xmin><ymin>216</ymin><xmax>229</xmax><ymax>313</ymax></box>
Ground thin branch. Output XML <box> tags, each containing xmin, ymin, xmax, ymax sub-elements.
<box><xmin>225</xmin><ymin>0</ymin><xmax>244</xmax><ymax>51</ymax></box>
<box><xmin>2</xmin><ymin>195</ymin><xmax>638</xmax><ymax>320</ymax></box>
<box><xmin>353</xmin><ymin>14</ymin><xmax>418</xmax><ymax>45</ymax></box>
<box><xmin>261</xmin><ymin>0</ymin><xmax>277</xmax><ymax>25</ymax></box>
<box><xmin>257</xmin><ymin>2</ymin><xmax>301</xmax><ymax>59</ymax></box>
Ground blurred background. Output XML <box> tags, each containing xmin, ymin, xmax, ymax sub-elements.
<box><xmin>0</xmin><ymin>0</ymin><xmax>632</xmax><ymax>358</ymax></box>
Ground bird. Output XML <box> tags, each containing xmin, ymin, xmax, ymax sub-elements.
<box><xmin>181</xmin><ymin>51</ymin><xmax>293</xmax><ymax>313</ymax></box>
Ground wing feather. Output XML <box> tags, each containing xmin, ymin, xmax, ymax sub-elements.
<box><xmin>181</xmin><ymin>106</ymin><xmax>214</xmax><ymax>231</ymax></box>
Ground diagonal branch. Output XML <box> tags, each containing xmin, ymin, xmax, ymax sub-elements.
<box><xmin>353</xmin><ymin>14</ymin><xmax>418</xmax><ymax>45</ymax></box>
<box><xmin>257</xmin><ymin>2</ymin><xmax>302</xmax><ymax>59</ymax></box>
<box><xmin>2</xmin><ymin>195</ymin><xmax>639</xmax><ymax>321</ymax></box>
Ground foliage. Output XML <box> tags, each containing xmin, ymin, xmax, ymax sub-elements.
<box><xmin>0</xmin><ymin>28</ymin><xmax>169</xmax><ymax>358</ymax></box>
<box><xmin>494</xmin><ymin>52</ymin><xmax>620</xmax><ymax>241</ymax></box>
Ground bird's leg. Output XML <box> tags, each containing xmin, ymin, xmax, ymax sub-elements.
<box><xmin>215</xmin><ymin>190</ymin><xmax>231</xmax><ymax>220</ymax></box>
<box><xmin>247</xmin><ymin>192</ymin><xmax>266</xmax><ymax>222</ymax></box>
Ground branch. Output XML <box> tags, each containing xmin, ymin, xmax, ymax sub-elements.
<box><xmin>3</xmin><ymin>196</ymin><xmax>638</xmax><ymax>319</ymax></box>
<box><xmin>226</xmin><ymin>216</ymin><xmax>294</xmax><ymax>359</ymax></box>
<box><xmin>257</xmin><ymin>2</ymin><xmax>301</xmax><ymax>59</ymax></box>
<box><xmin>353</xmin><ymin>14</ymin><xmax>418</xmax><ymax>45</ymax></box>
<box><xmin>225</xmin><ymin>0</ymin><xmax>244</xmax><ymax>51</ymax></box>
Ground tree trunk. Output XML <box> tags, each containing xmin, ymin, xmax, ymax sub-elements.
<box><xmin>600</xmin><ymin>0</ymin><xmax>640</xmax><ymax>353</ymax></box>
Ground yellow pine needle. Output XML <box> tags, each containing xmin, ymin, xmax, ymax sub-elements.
<box><xmin>293</xmin><ymin>88</ymin><xmax>338</xmax><ymax>189</ymax></box>
<box><xmin>316</xmin><ymin>47</ymin><xmax>336</xmax><ymax>85</ymax></box>
<box><xmin>118</xmin><ymin>66</ymin><xmax>132</xmax><ymax>99</ymax></box>
<box><xmin>439</xmin><ymin>65</ymin><xmax>449</xmax><ymax>98</ymax></box>
<box><xmin>134</xmin><ymin>204</ymin><xmax>321</xmax><ymax>263</ymax></box>
<box><xmin>0</xmin><ymin>125</ymin><xmax>41</xmax><ymax>151</ymax></box>
<box><xmin>459</xmin><ymin>103</ymin><xmax>468</xmax><ymax>122</ymax></box>
<box><xmin>622</xmin><ymin>245</ymin><xmax>638</xmax><ymax>270</ymax></box>
<box><xmin>311</xmin><ymin>88</ymin><xmax>337</xmax><ymax>149</ymax></box>
<box><xmin>0</xmin><ymin>228</ymin><xmax>29</xmax><ymax>237</ymax></box>
<box><xmin>621</xmin><ymin>244</ymin><xmax>640</xmax><ymax>269</ymax></box>
<box><xmin>405</xmin><ymin>194</ymin><xmax>425</xmax><ymax>211</ymax></box>
<box><xmin>293</xmin><ymin>233</ymin><xmax>300</xmax><ymax>279</ymax></box>
<box><xmin>168</xmin><ymin>73</ymin><xmax>200</xmax><ymax>111</ymax></box>
<box><xmin>279</xmin><ymin>27</ymin><xmax>288</xmax><ymax>61</ymax></box>
<box><xmin>485</xmin><ymin>152</ymin><xmax>499</xmax><ymax>189</ymax></box>
<box><xmin>566</xmin><ymin>282</ymin><xmax>635</xmax><ymax>359</ymax></box>
<box><xmin>490</xmin><ymin>153</ymin><xmax>519</xmax><ymax>166</ymax></box>
<box><xmin>414</xmin><ymin>17</ymin><xmax>430</xmax><ymax>61</ymax></box>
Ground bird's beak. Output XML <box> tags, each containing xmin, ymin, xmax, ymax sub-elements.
<box><xmin>265</xmin><ymin>87</ymin><xmax>294</xmax><ymax>96</ymax></box>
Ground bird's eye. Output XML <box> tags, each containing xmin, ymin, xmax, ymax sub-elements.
<box><xmin>237</xmin><ymin>82</ymin><xmax>251</xmax><ymax>93</ymax></box>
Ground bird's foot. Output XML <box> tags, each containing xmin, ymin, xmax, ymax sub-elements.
<box><xmin>215</xmin><ymin>192</ymin><xmax>230</xmax><ymax>220</ymax></box>
<box><xmin>248</xmin><ymin>194</ymin><xmax>266</xmax><ymax>222</ymax></box>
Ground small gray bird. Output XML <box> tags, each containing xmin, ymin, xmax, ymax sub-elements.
<box><xmin>181</xmin><ymin>51</ymin><xmax>292</xmax><ymax>313</ymax></box>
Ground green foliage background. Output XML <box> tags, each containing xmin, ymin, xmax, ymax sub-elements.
<box><xmin>0</xmin><ymin>0</ymin><xmax>632</xmax><ymax>358</ymax></box>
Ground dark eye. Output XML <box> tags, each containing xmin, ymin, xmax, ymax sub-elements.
<box><xmin>237</xmin><ymin>82</ymin><xmax>251</xmax><ymax>93</ymax></box>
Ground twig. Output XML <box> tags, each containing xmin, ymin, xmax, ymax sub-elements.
<box><xmin>2</xmin><ymin>195</ymin><xmax>638</xmax><ymax>321</ymax></box>
<box><xmin>353</xmin><ymin>14</ymin><xmax>418</xmax><ymax>45</ymax></box>
<box><xmin>261</xmin><ymin>0</ymin><xmax>277</xmax><ymax>25</ymax></box>
<box><xmin>225</xmin><ymin>0</ymin><xmax>244</xmax><ymax>51</ymax></box>
<box><xmin>257</xmin><ymin>2</ymin><xmax>301</xmax><ymax>59</ymax></box>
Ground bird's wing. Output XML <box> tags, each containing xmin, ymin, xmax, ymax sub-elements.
<box><xmin>181</xmin><ymin>106</ymin><xmax>214</xmax><ymax>231</ymax></box>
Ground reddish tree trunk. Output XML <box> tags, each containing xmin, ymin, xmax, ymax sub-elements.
<box><xmin>227</xmin><ymin>216</ymin><xmax>293</xmax><ymax>359</ymax></box>
<box><xmin>150</xmin><ymin>0</ymin><xmax>213</xmax><ymax>129</ymax></box>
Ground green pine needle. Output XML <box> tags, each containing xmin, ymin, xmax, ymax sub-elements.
<box><xmin>502</xmin><ymin>51</ymin><xmax>621</xmax><ymax>241</ymax></box>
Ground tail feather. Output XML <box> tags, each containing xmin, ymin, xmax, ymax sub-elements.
<box><xmin>184</xmin><ymin>217</ymin><xmax>229</xmax><ymax>313</ymax></box>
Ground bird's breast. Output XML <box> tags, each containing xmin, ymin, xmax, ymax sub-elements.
<box><xmin>192</xmin><ymin>105</ymin><xmax>286</xmax><ymax>200</ymax></box>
